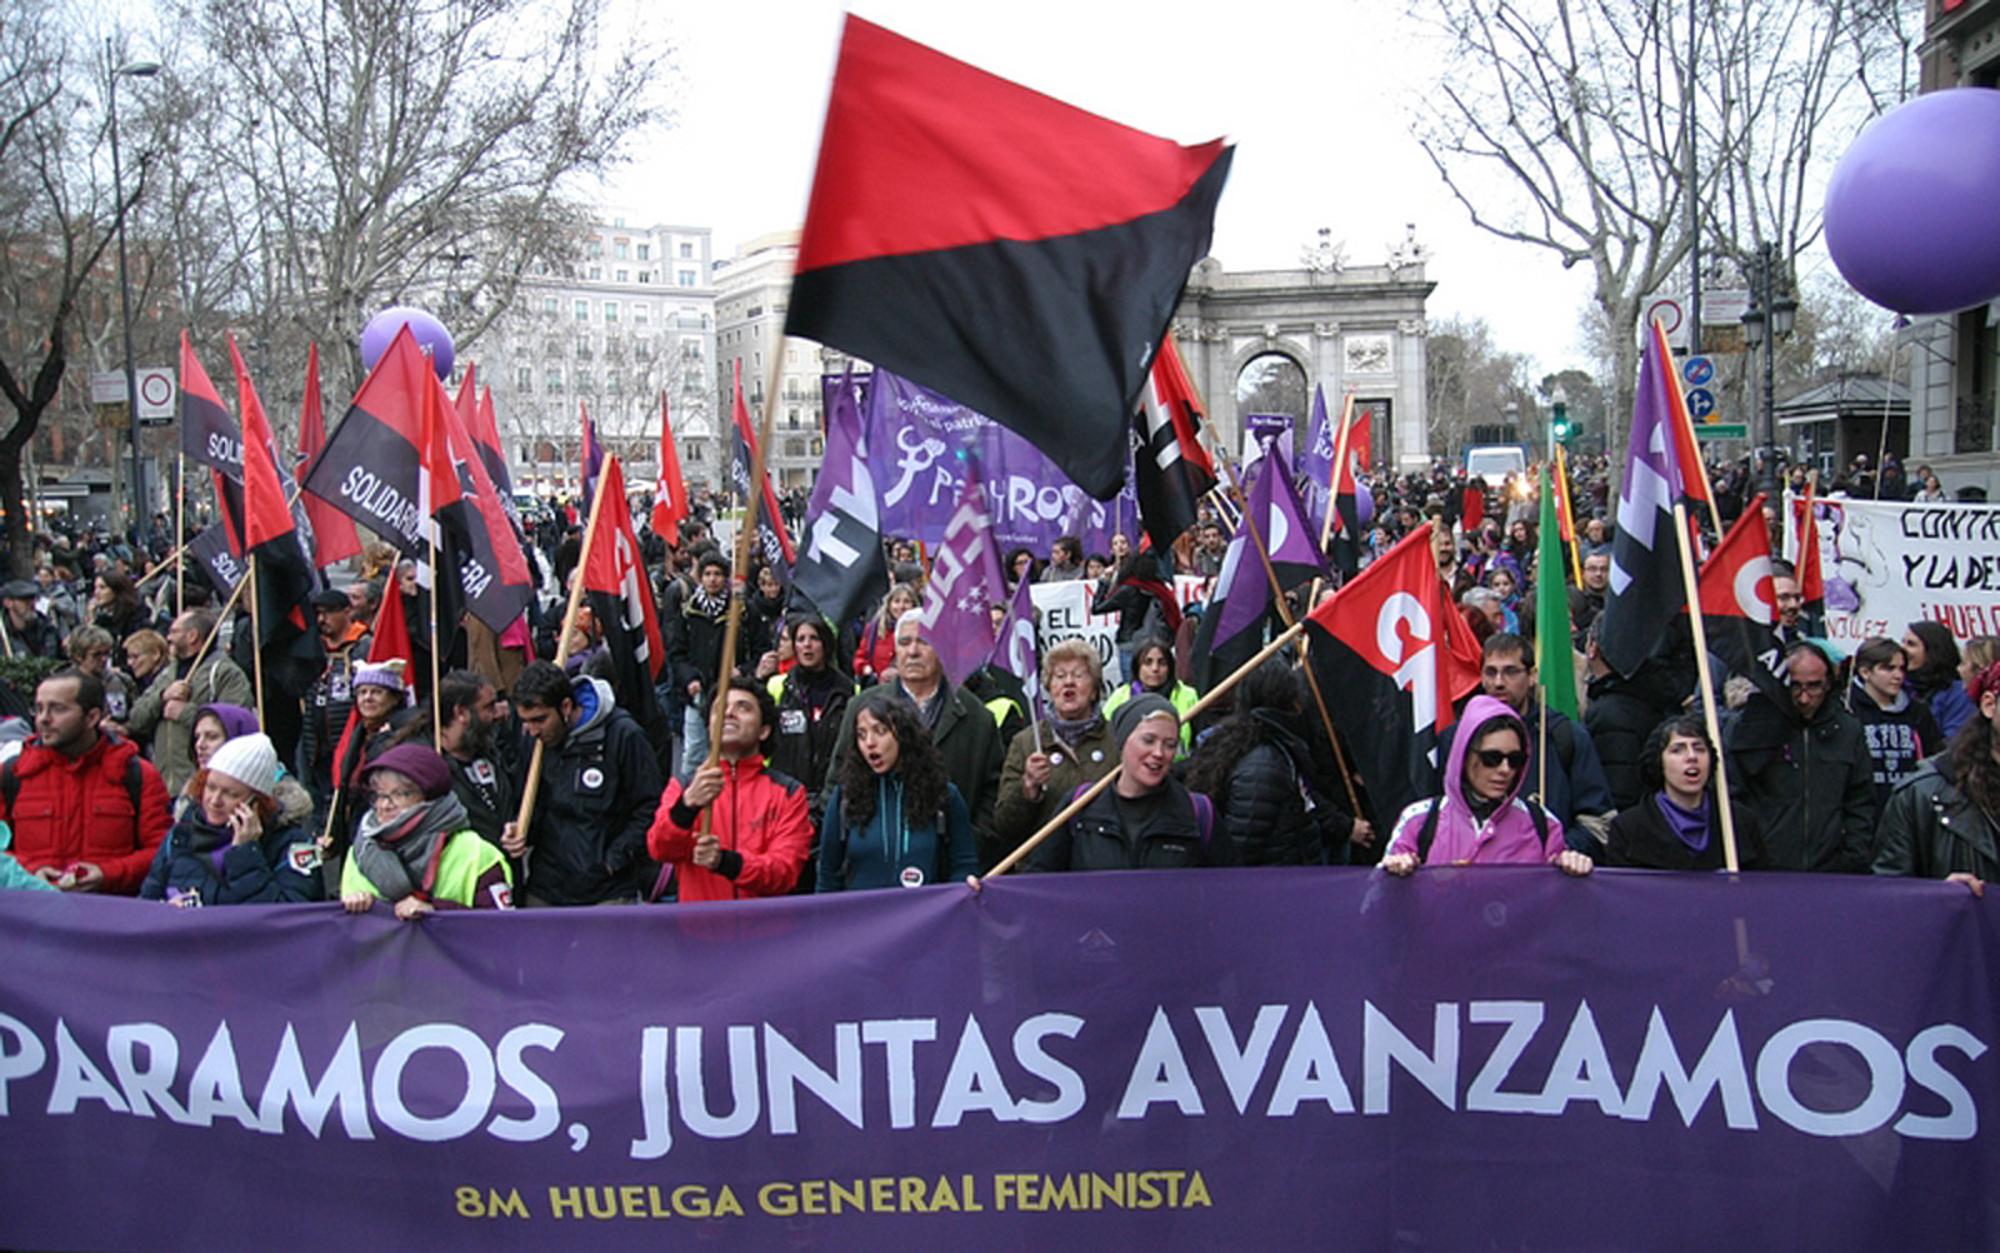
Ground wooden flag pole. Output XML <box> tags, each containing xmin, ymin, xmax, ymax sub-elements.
<box><xmin>702</xmin><ymin>344</ymin><xmax>788</xmax><ymax>780</ymax></box>
<box><xmin>982</xmin><ymin>618</ymin><xmax>1310</xmax><ymax>880</ymax></box>
<box><xmin>427</xmin><ymin>527</ymin><xmax>443</xmax><ymax>749</ymax></box>
<box><xmin>511</xmin><ymin>464</ymin><xmax>617</xmax><ymax>844</ymax></box>
<box><xmin>0</xmin><ymin>602</ymin><xmax>14</xmax><ymax>661</ymax></box>
<box><xmin>248</xmin><ymin>559</ymin><xmax>266</xmax><ymax>726</ymax></box>
<box><xmin>175</xmin><ymin>452</ymin><xmax>186</xmax><ymax>615</ymax></box>
<box><xmin>185</xmin><ymin>569</ymin><xmax>254</xmax><ymax>675</ymax></box>
<box><xmin>1671</xmin><ymin>500</ymin><xmax>1741</xmax><ymax>872</ymax></box>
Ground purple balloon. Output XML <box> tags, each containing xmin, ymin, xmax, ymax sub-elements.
<box><xmin>1824</xmin><ymin>88</ymin><xmax>2000</xmax><ymax>316</ymax></box>
<box><xmin>1355</xmin><ymin>480</ymin><xmax>1375</xmax><ymax>528</ymax></box>
<box><xmin>359</xmin><ymin>306</ymin><xmax>455</xmax><ymax>379</ymax></box>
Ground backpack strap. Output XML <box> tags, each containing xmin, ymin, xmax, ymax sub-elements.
<box><xmin>1415</xmin><ymin>796</ymin><xmax>1445</xmax><ymax>863</ymax></box>
<box><xmin>0</xmin><ymin>757</ymin><xmax>15</xmax><ymax>821</ymax></box>
<box><xmin>1189</xmin><ymin>791</ymin><xmax>1215</xmax><ymax>849</ymax></box>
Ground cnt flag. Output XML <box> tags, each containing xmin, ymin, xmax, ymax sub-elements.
<box><xmin>581</xmin><ymin>456</ymin><xmax>673</xmax><ymax>761</ymax></box>
<box><xmin>917</xmin><ymin>463</ymin><xmax>1007</xmax><ymax>686</ymax></box>
<box><xmin>792</xmin><ymin>369</ymin><xmax>887</xmax><ymax>631</ymax></box>
<box><xmin>225</xmin><ymin>338</ymin><xmax>322</xmax><ymax>658</ymax></box>
<box><xmin>1305</xmin><ymin>525</ymin><xmax>1483</xmax><ymax>827</ymax></box>
<box><xmin>1133</xmin><ymin>334</ymin><xmax>1218</xmax><ymax>560</ymax></box>
<box><xmin>302</xmin><ymin>325</ymin><xmax>530</xmax><ymax>634</ymax></box>
<box><xmin>651</xmin><ymin>392</ymin><xmax>689</xmax><ymax>543</ymax></box>
<box><xmin>1600</xmin><ymin>319</ymin><xmax>1704</xmax><ymax>677</ymax></box>
<box><xmin>297</xmin><ymin>344</ymin><xmax>362</xmax><ymax>570</ymax></box>
<box><xmin>729</xmin><ymin>360</ymin><xmax>796</xmax><ymax>573</ymax></box>
<box><xmin>786</xmin><ymin>15</ymin><xmax>1231</xmax><ymax>501</ymax></box>
<box><xmin>1191</xmin><ymin>440</ymin><xmax>1325</xmax><ymax>691</ymax></box>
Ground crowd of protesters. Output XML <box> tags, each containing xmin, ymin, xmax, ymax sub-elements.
<box><xmin>0</xmin><ymin>443</ymin><xmax>1992</xmax><ymax>914</ymax></box>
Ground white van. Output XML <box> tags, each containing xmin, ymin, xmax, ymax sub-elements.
<box><xmin>1463</xmin><ymin>445</ymin><xmax>1527</xmax><ymax>481</ymax></box>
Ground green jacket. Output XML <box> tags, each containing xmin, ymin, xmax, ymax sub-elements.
<box><xmin>341</xmin><ymin>829</ymin><xmax>516</xmax><ymax>910</ymax></box>
<box><xmin>126</xmin><ymin>652</ymin><xmax>254</xmax><ymax>797</ymax></box>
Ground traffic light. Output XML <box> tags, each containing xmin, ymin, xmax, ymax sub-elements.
<box><xmin>1552</xmin><ymin>403</ymin><xmax>1574</xmax><ymax>446</ymax></box>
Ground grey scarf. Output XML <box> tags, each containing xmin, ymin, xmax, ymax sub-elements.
<box><xmin>352</xmin><ymin>792</ymin><xmax>471</xmax><ymax>901</ymax></box>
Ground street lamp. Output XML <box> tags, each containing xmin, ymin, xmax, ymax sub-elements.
<box><xmin>108</xmin><ymin>45</ymin><xmax>161</xmax><ymax>537</ymax></box>
<box><xmin>1741</xmin><ymin>241</ymin><xmax>1796</xmax><ymax>496</ymax></box>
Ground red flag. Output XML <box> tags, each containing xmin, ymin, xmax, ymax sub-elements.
<box><xmin>297</xmin><ymin>344</ymin><xmax>362</xmax><ymax>568</ymax></box>
<box><xmin>226</xmin><ymin>338</ymin><xmax>294</xmax><ymax>551</ymax></box>
<box><xmin>1350</xmin><ymin>406</ymin><xmax>1372</xmax><ymax>473</ymax></box>
<box><xmin>730</xmin><ymin>360</ymin><xmax>796</xmax><ymax>567</ymax></box>
<box><xmin>1304</xmin><ymin>526</ymin><xmax>1482</xmax><ymax>825</ymax></box>
<box><xmin>334</xmin><ymin>566</ymin><xmax>418</xmax><ymax>777</ymax></box>
<box><xmin>418</xmin><ymin>367</ymin><xmax>462</xmax><ymax>520</ymax></box>
<box><xmin>786</xmin><ymin>15</ymin><xmax>1231</xmax><ymax>500</ymax></box>
<box><xmin>582</xmin><ymin>457</ymin><xmax>665</xmax><ymax>682</ymax></box>
<box><xmin>1651</xmin><ymin>320</ymin><xmax>1714</xmax><ymax>517</ymax></box>
<box><xmin>1791</xmin><ymin>487</ymin><xmax>1826</xmax><ymax>608</ymax></box>
<box><xmin>1698</xmin><ymin>494</ymin><xmax>1778</xmax><ymax>622</ymax></box>
<box><xmin>1461</xmin><ymin>485</ymin><xmax>1485</xmax><ymax>533</ymax></box>
<box><xmin>454</xmin><ymin>362</ymin><xmax>478</xmax><ymax>431</ymax></box>
<box><xmin>470</xmin><ymin>384</ymin><xmax>516</xmax><ymax>498</ymax></box>
<box><xmin>439</xmin><ymin>378</ymin><xmax>532</xmax><ymax>591</ymax></box>
<box><xmin>651</xmin><ymin>391</ymin><xmax>689</xmax><ymax>542</ymax></box>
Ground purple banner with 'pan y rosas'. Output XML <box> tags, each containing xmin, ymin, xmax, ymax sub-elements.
<box><xmin>0</xmin><ymin>870</ymin><xmax>1995</xmax><ymax>1251</ymax></box>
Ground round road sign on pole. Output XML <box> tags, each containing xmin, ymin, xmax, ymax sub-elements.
<box><xmin>1685</xmin><ymin>388</ymin><xmax>1717</xmax><ymax>419</ymax></box>
<box><xmin>1683</xmin><ymin>355</ymin><xmax>1715</xmax><ymax>388</ymax></box>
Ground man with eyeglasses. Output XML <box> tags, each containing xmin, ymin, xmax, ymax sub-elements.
<box><xmin>1724</xmin><ymin>641</ymin><xmax>1874</xmax><ymax>872</ymax></box>
<box><xmin>1442</xmin><ymin>633</ymin><xmax>1615</xmax><ymax>855</ymax></box>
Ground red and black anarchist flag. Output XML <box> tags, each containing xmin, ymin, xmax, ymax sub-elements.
<box><xmin>581</xmin><ymin>456</ymin><xmax>672</xmax><ymax>760</ymax></box>
<box><xmin>1304</xmin><ymin>526</ymin><xmax>1482</xmax><ymax>827</ymax></box>
<box><xmin>298</xmin><ymin>344</ymin><xmax>362</xmax><ymax>569</ymax></box>
<box><xmin>226</xmin><ymin>337</ymin><xmax>317</xmax><ymax>649</ymax></box>
<box><xmin>302</xmin><ymin>326</ymin><xmax>531</xmax><ymax>634</ymax></box>
<box><xmin>786</xmin><ymin>15</ymin><xmax>1232</xmax><ymax>501</ymax></box>
<box><xmin>729</xmin><ymin>360</ymin><xmax>795</xmax><ymax>573</ymax></box>
<box><xmin>1135</xmin><ymin>334</ymin><xmax>1218</xmax><ymax>561</ymax></box>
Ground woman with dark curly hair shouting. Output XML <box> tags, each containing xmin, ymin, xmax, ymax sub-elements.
<box><xmin>815</xmin><ymin>695</ymin><xmax>977</xmax><ymax>892</ymax></box>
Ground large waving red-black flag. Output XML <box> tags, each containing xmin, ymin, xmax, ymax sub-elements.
<box><xmin>298</xmin><ymin>344</ymin><xmax>362</xmax><ymax>569</ymax></box>
<box><xmin>582</xmin><ymin>455</ymin><xmax>673</xmax><ymax>768</ymax></box>
<box><xmin>1135</xmin><ymin>333</ymin><xmax>1217</xmax><ymax>560</ymax></box>
<box><xmin>226</xmin><ymin>337</ymin><xmax>317</xmax><ymax>648</ymax></box>
<box><xmin>302</xmin><ymin>326</ymin><xmax>531</xmax><ymax>635</ymax></box>
<box><xmin>1304</xmin><ymin>526</ymin><xmax>1482</xmax><ymax>828</ymax></box>
<box><xmin>785</xmin><ymin>15</ymin><xmax>1232</xmax><ymax>501</ymax></box>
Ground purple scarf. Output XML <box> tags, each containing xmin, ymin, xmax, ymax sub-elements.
<box><xmin>1654</xmin><ymin>792</ymin><xmax>1711</xmax><ymax>853</ymax></box>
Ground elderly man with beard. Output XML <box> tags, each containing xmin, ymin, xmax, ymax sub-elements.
<box><xmin>436</xmin><ymin>669</ymin><xmax>514</xmax><ymax>847</ymax></box>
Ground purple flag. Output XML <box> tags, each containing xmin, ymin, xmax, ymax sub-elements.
<box><xmin>792</xmin><ymin>370</ymin><xmax>887</xmax><ymax>630</ymax></box>
<box><xmin>988</xmin><ymin>568</ymin><xmax>1039</xmax><ymax>682</ymax></box>
<box><xmin>1300</xmin><ymin>383</ymin><xmax>1336</xmax><ymax>533</ymax></box>
<box><xmin>1600</xmin><ymin>324</ymin><xmax>1696</xmax><ymax>676</ymax></box>
<box><xmin>917</xmin><ymin>463</ymin><xmax>1006</xmax><ymax>684</ymax></box>
<box><xmin>1192</xmin><ymin>442</ymin><xmax>1326</xmax><ymax>690</ymax></box>
<box><xmin>854</xmin><ymin>371</ymin><xmax>1140</xmax><ymax>556</ymax></box>
<box><xmin>580</xmin><ymin>405</ymin><xmax>604</xmax><ymax>512</ymax></box>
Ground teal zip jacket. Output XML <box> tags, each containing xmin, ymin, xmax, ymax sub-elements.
<box><xmin>815</xmin><ymin>775</ymin><xmax>976</xmax><ymax>891</ymax></box>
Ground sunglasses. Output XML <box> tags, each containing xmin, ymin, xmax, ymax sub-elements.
<box><xmin>1473</xmin><ymin>749</ymin><xmax>1527</xmax><ymax>770</ymax></box>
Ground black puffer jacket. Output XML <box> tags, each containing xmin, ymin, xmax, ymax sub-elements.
<box><xmin>1026</xmin><ymin>778</ymin><xmax>1238</xmax><ymax>872</ymax></box>
<box><xmin>1724</xmin><ymin>692</ymin><xmax>1874</xmax><ymax>873</ymax></box>
<box><xmin>1209</xmin><ymin>710</ymin><xmax>1351</xmax><ymax>866</ymax></box>
<box><xmin>1874</xmin><ymin>755</ymin><xmax>2000</xmax><ymax>882</ymax></box>
<box><xmin>768</xmin><ymin>666</ymin><xmax>852</xmax><ymax>817</ymax></box>
<box><xmin>1584</xmin><ymin>666</ymin><xmax>1676</xmax><ymax>812</ymax></box>
<box><xmin>522</xmin><ymin>676</ymin><xmax>664</xmax><ymax>905</ymax></box>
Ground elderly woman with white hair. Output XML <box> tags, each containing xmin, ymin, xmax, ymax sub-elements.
<box><xmin>995</xmin><ymin>640</ymin><xmax>1117</xmax><ymax>863</ymax></box>
<box><xmin>1025</xmin><ymin>695</ymin><xmax>1237</xmax><ymax>872</ymax></box>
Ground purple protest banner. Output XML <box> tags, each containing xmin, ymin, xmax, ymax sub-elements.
<box><xmin>0</xmin><ymin>873</ymin><xmax>1993</xmax><ymax>1251</ymax></box>
<box><xmin>848</xmin><ymin>371</ymin><xmax>1141</xmax><ymax>556</ymax></box>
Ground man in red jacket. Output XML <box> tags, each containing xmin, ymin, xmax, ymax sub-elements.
<box><xmin>3</xmin><ymin>669</ymin><xmax>170</xmax><ymax>893</ymax></box>
<box><xmin>647</xmin><ymin>677</ymin><xmax>811</xmax><ymax>902</ymax></box>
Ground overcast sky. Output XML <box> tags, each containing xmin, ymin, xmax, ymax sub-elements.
<box><xmin>605</xmin><ymin>0</ymin><xmax>1601</xmax><ymax>379</ymax></box>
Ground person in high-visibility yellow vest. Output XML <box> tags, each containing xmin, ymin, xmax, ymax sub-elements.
<box><xmin>1102</xmin><ymin>637</ymin><xmax>1198</xmax><ymax>754</ymax></box>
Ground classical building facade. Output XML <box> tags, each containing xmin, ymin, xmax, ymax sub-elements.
<box><xmin>714</xmin><ymin>231</ymin><xmax>826</xmax><ymax>492</ymax></box>
<box><xmin>477</xmin><ymin>215</ymin><xmax>720</xmax><ymax>497</ymax></box>
<box><xmin>1902</xmin><ymin>0</ymin><xmax>2000</xmax><ymax>495</ymax></box>
<box><xmin>1170</xmin><ymin>236</ymin><xmax>1436</xmax><ymax>472</ymax></box>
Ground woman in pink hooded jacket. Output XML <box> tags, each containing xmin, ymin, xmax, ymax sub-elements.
<box><xmin>1381</xmin><ymin>694</ymin><xmax>1594</xmax><ymax>877</ymax></box>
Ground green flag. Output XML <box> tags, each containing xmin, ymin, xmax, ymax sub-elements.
<box><xmin>1536</xmin><ymin>465</ymin><xmax>1579</xmax><ymax>719</ymax></box>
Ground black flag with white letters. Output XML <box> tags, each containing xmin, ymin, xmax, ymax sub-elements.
<box><xmin>792</xmin><ymin>370</ymin><xmax>888</xmax><ymax>632</ymax></box>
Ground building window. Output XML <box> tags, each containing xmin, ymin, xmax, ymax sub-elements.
<box><xmin>588</xmin><ymin>265</ymin><xmax>601</xmax><ymax>280</ymax></box>
<box><xmin>575</xmin><ymin>369</ymin><xmax>591</xmax><ymax>390</ymax></box>
<box><xmin>546</xmin><ymin>368</ymin><xmax>564</xmax><ymax>393</ymax></box>
<box><xmin>635</xmin><ymin>338</ymin><xmax>653</xmax><ymax>361</ymax></box>
<box><xmin>588</xmin><ymin>241</ymin><xmax>603</xmax><ymax>258</ymax></box>
<box><xmin>679</xmin><ymin>242</ymin><xmax>693</xmax><ymax>259</ymax></box>
<box><xmin>634</xmin><ymin>305</ymin><xmax>650</xmax><ymax>325</ymax></box>
<box><xmin>785</xmin><ymin>439</ymin><xmax>806</xmax><ymax>457</ymax></box>
<box><xmin>515</xmin><ymin>367</ymin><xmax>533</xmax><ymax>392</ymax></box>
<box><xmin>689</xmin><ymin>444</ymin><xmax>704</xmax><ymax>463</ymax></box>
<box><xmin>614</xmin><ymin>241</ymin><xmax>629</xmax><ymax>260</ymax></box>
<box><xmin>543</xmin><ymin>296</ymin><xmax>558</xmax><ymax>314</ymax></box>
<box><xmin>638</xmin><ymin>271</ymin><xmax>652</xmax><ymax>283</ymax></box>
<box><xmin>615</xmin><ymin>269</ymin><xmax>628</xmax><ymax>283</ymax></box>
<box><xmin>678</xmin><ymin>270</ymin><xmax>697</xmax><ymax>287</ymax></box>
<box><xmin>604</xmin><ymin>301</ymin><xmax>619</xmax><ymax>323</ymax></box>
<box><xmin>574</xmin><ymin>299</ymin><xmax>589</xmax><ymax>321</ymax></box>
<box><xmin>637</xmin><ymin>243</ymin><xmax>650</xmax><ymax>260</ymax></box>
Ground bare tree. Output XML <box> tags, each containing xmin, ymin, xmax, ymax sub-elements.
<box><xmin>1426</xmin><ymin>316</ymin><xmax>1537</xmax><ymax>455</ymax></box>
<box><xmin>1413</xmin><ymin>0</ymin><xmax>1914</xmax><ymax>469</ymax></box>
<box><xmin>163</xmin><ymin>0</ymin><xmax>673</xmax><ymax>403</ymax></box>
<box><xmin>0</xmin><ymin>8</ymin><xmax>160</xmax><ymax>567</ymax></box>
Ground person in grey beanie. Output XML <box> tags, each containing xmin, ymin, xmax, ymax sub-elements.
<box><xmin>1025</xmin><ymin>693</ymin><xmax>1237</xmax><ymax>873</ymax></box>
